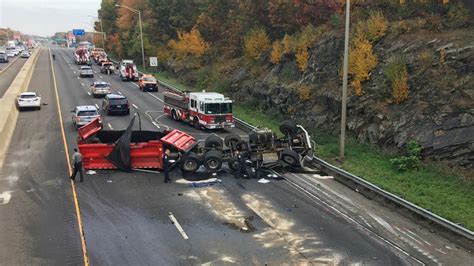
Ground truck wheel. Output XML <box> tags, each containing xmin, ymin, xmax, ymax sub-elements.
<box><xmin>279</xmin><ymin>120</ymin><xmax>298</xmax><ymax>137</ymax></box>
<box><xmin>227</xmin><ymin>157</ymin><xmax>239</xmax><ymax>171</ymax></box>
<box><xmin>280</xmin><ymin>149</ymin><xmax>301</xmax><ymax>167</ymax></box>
<box><xmin>203</xmin><ymin>151</ymin><xmax>223</xmax><ymax>171</ymax></box>
<box><xmin>205</xmin><ymin>135</ymin><xmax>223</xmax><ymax>149</ymax></box>
<box><xmin>171</xmin><ymin>110</ymin><xmax>178</xmax><ymax>121</ymax></box>
<box><xmin>193</xmin><ymin>118</ymin><xmax>201</xmax><ymax>129</ymax></box>
<box><xmin>224</xmin><ymin>134</ymin><xmax>241</xmax><ymax>148</ymax></box>
<box><xmin>181</xmin><ymin>152</ymin><xmax>200</xmax><ymax>173</ymax></box>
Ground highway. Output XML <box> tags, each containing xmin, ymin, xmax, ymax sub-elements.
<box><xmin>0</xmin><ymin>56</ymin><xmax>28</xmax><ymax>97</ymax></box>
<box><xmin>0</xmin><ymin>47</ymin><xmax>473</xmax><ymax>265</ymax></box>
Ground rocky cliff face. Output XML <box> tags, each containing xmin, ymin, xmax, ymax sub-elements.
<box><xmin>230</xmin><ymin>28</ymin><xmax>474</xmax><ymax>168</ymax></box>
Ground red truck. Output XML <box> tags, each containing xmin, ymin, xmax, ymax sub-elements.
<box><xmin>74</xmin><ymin>48</ymin><xmax>91</xmax><ymax>65</ymax></box>
<box><xmin>77</xmin><ymin>117</ymin><xmax>196</xmax><ymax>170</ymax></box>
<box><xmin>163</xmin><ymin>90</ymin><xmax>234</xmax><ymax>130</ymax></box>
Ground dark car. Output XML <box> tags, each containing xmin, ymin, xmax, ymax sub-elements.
<box><xmin>102</xmin><ymin>94</ymin><xmax>130</xmax><ymax>115</ymax></box>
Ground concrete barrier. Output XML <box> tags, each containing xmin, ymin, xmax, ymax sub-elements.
<box><xmin>0</xmin><ymin>48</ymin><xmax>41</xmax><ymax>169</ymax></box>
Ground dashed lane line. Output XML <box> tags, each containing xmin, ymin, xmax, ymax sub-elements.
<box><xmin>132</xmin><ymin>104</ymin><xmax>138</xmax><ymax>109</ymax></box>
<box><xmin>146</xmin><ymin>92</ymin><xmax>164</xmax><ymax>103</ymax></box>
<box><xmin>168</xmin><ymin>212</ymin><xmax>189</xmax><ymax>240</ymax></box>
<box><xmin>95</xmin><ymin>104</ymin><xmax>100</xmax><ymax>110</ymax></box>
<box><xmin>152</xmin><ymin>121</ymin><xmax>160</xmax><ymax>129</ymax></box>
<box><xmin>107</xmin><ymin>123</ymin><xmax>113</xmax><ymax>130</ymax></box>
<box><xmin>87</xmin><ymin>92</ymin><xmax>91</xmax><ymax>96</ymax></box>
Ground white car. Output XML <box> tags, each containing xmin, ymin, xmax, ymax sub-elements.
<box><xmin>20</xmin><ymin>51</ymin><xmax>30</xmax><ymax>58</ymax></box>
<box><xmin>89</xmin><ymin>81</ymin><xmax>111</xmax><ymax>98</ymax></box>
<box><xmin>17</xmin><ymin>92</ymin><xmax>41</xmax><ymax>110</ymax></box>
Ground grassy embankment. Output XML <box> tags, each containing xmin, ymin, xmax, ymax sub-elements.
<box><xmin>152</xmin><ymin>71</ymin><xmax>474</xmax><ymax>231</ymax></box>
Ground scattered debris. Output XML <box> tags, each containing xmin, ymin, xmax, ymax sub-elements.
<box><xmin>258</xmin><ymin>178</ymin><xmax>270</xmax><ymax>184</ymax></box>
<box><xmin>86</xmin><ymin>170</ymin><xmax>97</xmax><ymax>175</ymax></box>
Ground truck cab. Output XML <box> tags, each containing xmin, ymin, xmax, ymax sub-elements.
<box><xmin>189</xmin><ymin>92</ymin><xmax>234</xmax><ymax>129</ymax></box>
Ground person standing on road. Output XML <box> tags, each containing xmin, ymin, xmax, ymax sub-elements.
<box><xmin>70</xmin><ymin>148</ymin><xmax>84</xmax><ymax>182</ymax></box>
<box><xmin>163</xmin><ymin>149</ymin><xmax>171</xmax><ymax>183</ymax></box>
<box><xmin>238</xmin><ymin>150</ymin><xmax>248</xmax><ymax>178</ymax></box>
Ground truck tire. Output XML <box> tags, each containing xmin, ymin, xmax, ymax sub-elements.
<box><xmin>203</xmin><ymin>151</ymin><xmax>223</xmax><ymax>171</ymax></box>
<box><xmin>227</xmin><ymin>157</ymin><xmax>239</xmax><ymax>171</ymax></box>
<box><xmin>193</xmin><ymin>117</ymin><xmax>201</xmax><ymax>129</ymax></box>
<box><xmin>279</xmin><ymin>120</ymin><xmax>298</xmax><ymax>137</ymax></box>
<box><xmin>224</xmin><ymin>134</ymin><xmax>241</xmax><ymax>148</ymax></box>
<box><xmin>205</xmin><ymin>135</ymin><xmax>223</xmax><ymax>149</ymax></box>
<box><xmin>280</xmin><ymin>149</ymin><xmax>301</xmax><ymax>167</ymax></box>
<box><xmin>171</xmin><ymin>109</ymin><xmax>178</xmax><ymax>121</ymax></box>
<box><xmin>181</xmin><ymin>152</ymin><xmax>200</xmax><ymax>173</ymax></box>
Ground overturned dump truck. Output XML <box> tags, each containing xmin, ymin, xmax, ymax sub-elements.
<box><xmin>76</xmin><ymin>117</ymin><xmax>313</xmax><ymax>173</ymax></box>
<box><xmin>76</xmin><ymin>117</ymin><xmax>196</xmax><ymax>170</ymax></box>
<box><xmin>180</xmin><ymin>120</ymin><xmax>314</xmax><ymax>173</ymax></box>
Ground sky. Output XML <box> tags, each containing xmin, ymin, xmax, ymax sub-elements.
<box><xmin>0</xmin><ymin>0</ymin><xmax>102</xmax><ymax>37</ymax></box>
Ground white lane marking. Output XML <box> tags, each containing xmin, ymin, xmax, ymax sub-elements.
<box><xmin>87</xmin><ymin>92</ymin><xmax>91</xmax><ymax>96</ymax></box>
<box><xmin>436</xmin><ymin>249</ymin><xmax>448</xmax><ymax>255</ymax></box>
<box><xmin>132</xmin><ymin>83</ymin><xmax>139</xmax><ymax>87</ymax></box>
<box><xmin>95</xmin><ymin>104</ymin><xmax>100</xmax><ymax>110</ymax></box>
<box><xmin>81</xmin><ymin>83</ymin><xmax>85</xmax><ymax>86</ymax></box>
<box><xmin>73</xmin><ymin>71</ymin><xmax>76</xmax><ymax>74</ymax></box>
<box><xmin>77</xmin><ymin>77</ymin><xmax>80</xmax><ymax>79</ymax></box>
<box><xmin>99</xmin><ymin>75</ymin><xmax>103</xmax><ymax>79</ymax></box>
<box><xmin>132</xmin><ymin>104</ymin><xmax>138</xmax><ymax>109</ymax></box>
<box><xmin>168</xmin><ymin>212</ymin><xmax>189</xmax><ymax>240</ymax></box>
<box><xmin>107</xmin><ymin>123</ymin><xmax>113</xmax><ymax>130</ymax></box>
<box><xmin>94</xmin><ymin>71</ymin><xmax>97</xmax><ymax>74</ymax></box>
<box><xmin>0</xmin><ymin>191</ymin><xmax>12</xmax><ymax>205</ymax></box>
<box><xmin>152</xmin><ymin>121</ymin><xmax>160</xmax><ymax>128</ymax></box>
<box><xmin>117</xmin><ymin>91</ymin><xmax>122</xmax><ymax>95</ymax></box>
<box><xmin>147</xmin><ymin>92</ymin><xmax>163</xmax><ymax>103</ymax></box>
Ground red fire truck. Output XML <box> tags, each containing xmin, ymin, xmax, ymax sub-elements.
<box><xmin>163</xmin><ymin>90</ymin><xmax>234</xmax><ymax>130</ymax></box>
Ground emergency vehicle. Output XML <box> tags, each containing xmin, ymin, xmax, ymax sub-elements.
<box><xmin>163</xmin><ymin>90</ymin><xmax>234</xmax><ymax>130</ymax></box>
<box><xmin>119</xmin><ymin>60</ymin><xmax>139</xmax><ymax>81</ymax></box>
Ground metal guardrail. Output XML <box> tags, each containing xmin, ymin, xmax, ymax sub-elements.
<box><xmin>107</xmin><ymin>56</ymin><xmax>473</xmax><ymax>242</ymax></box>
<box><xmin>233</xmin><ymin>114</ymin><xmax>474</xmax><ymax>242</ymax></box>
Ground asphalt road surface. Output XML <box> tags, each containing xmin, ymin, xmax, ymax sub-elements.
<box><xmin>0</xmin><ymin>47</ymin><xmax>472</xmax><ymax>265</ymax></box>
<box><xmin>0</xmin><ymin>55</ymin><xmax>28</xmax><ymax>97</ymax></box>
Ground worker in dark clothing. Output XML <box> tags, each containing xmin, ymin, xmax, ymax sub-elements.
<box><xmin>52</xmin><ymin>54</ymin><xmax>55</xmax><ymax>60</ymax></box>
<box><xmin>237</xmin><ymin>150</ymin><xmax>248</xmax><ymax>179</ymax></box>
<box><xmin>70</xmin><ymin>148</ymin><xmax>84</xmax><ymax>182</ymax></box>
<box><xmin>163</xmin><ymin>149</ymin><xmax>171</xmax><ymax>183</ymax></box>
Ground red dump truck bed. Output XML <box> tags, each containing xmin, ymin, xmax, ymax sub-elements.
<box><xmin>77</xmin><ymin>118</ymin><xmax>196</xmax><ymax>170</ymax></box>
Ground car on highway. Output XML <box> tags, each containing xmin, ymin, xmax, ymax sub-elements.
<box><xmin>72</xmin><ymin>105</ymin><xmax>102</xmax><ymax>128</ymax></box>
<box><xmin>0</xmin><ymin>51</ymin><xmax>8</xmax><ymax>63</ymax></box>
<box><xmin>89</xmin><ymin>81</ymin><xmax>112</xmax><ymax>98</ymax></box>
<box><xmin>79</xmin><ymin>66</ymin><xmax>94</xmax><ymax>78</ymax></box>
<box><xmin>102</xmin><ymin>94</ymin><xmax>130</xmax><ymax>115</ymax></box>
<box><xmin>17</xmin><ymin>92</ymin><xmax>41</xmax><ymax>110</ymax></box>
<box><xmin>6</xmin><ymin>50</ymin><xmax>15</xmax><ymax>58</ymax></box>
<box><xmin>138</xmin><ymin>74</ymin><xmax>158</xmax><ymax>92</ymax></box>
<box><xmin>20</xmin><ymin>51</ymin><xmax>30</xmax><ymax>58</ymax></box>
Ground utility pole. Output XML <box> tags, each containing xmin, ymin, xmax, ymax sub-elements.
<box><xmin>115</xmin><ymin>4</ymin><xmax>146</xmax><ymax>72</ymax></box>
<box><xmin>339</xmin><ymin>0</ymin><xmax>351</xmax><ymax>162</ymax></box>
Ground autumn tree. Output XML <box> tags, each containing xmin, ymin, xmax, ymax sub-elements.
<box><xmin>168</xmin><ymin>27</ymin><xmax>209</xmax><ymax>60</ymax></box>
<box><xmin>348</xmin><ymin>31</ymin><xmax>377</xmax><ymax>96</ymax></box>
<box><xmin>243</xmin><ymin>27</ymin><xmax>270</xmax><ymax>61</ymax></box>
<box><xmin>384</xmin><ymin>55</ymin><xmax>409</xmax><ymax>103</ymax></box>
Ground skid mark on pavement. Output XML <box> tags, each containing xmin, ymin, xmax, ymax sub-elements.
<box><xmin>184</xmin><ymin>187</ymin><xmax>251</xmax><ymax>232</ymax></box>
<box><xmin>242</xmin><ymin>193</ymin><xmax>338</xmax><ymax>264</ymax></box>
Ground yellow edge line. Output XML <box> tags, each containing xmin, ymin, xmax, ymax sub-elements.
<box><xmin>49</xmin><ymin>48</ymin><xmax>89</xmax><ymax>266</ymax></box>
